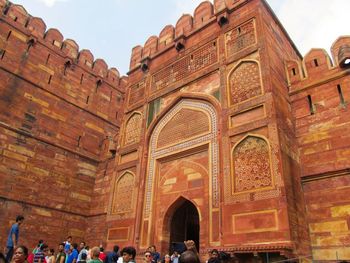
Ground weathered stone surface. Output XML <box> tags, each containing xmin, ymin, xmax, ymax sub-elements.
<box><xmin>1</xmin><ymin>0</ymin><xmax>350</xmax><ymax>261</ymax></box>
<box><xmin>0</xmin><ymin>0</ymin><xmax>124</xmax><ymax>250</ymax></box>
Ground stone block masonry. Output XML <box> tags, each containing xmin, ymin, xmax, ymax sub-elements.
<box><xmin>0</xmin><ymin>1</ymin><xmax>126</xmax><ymax>249</ymax></box>
<box><xmin>1</xmin><ymin>0</ymin><xmax>350</xmax><ymax>262</ymax></box>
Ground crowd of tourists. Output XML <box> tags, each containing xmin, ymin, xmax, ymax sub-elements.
<box><xmin>2</xmin><ymin>216</ymin><xmax>232</xmax><ymax>263</ymax></box>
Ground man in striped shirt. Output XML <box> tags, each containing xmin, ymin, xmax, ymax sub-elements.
<box><xmin>33</xmin><ymin>244</ymin><xmax>49</xmax><ymax>263</ymax></box>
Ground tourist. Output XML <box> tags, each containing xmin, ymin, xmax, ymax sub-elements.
<box><xmin>98</xmin><ymin>246</ymin><xmax>106</xmax><ymax>262</ymax></box>
<box><xmin>64</xmin><ymin>237</ymin><xmax>72</xmax><ymax>254</ymax></box>
<box><xmin>83</xmin><ymin>247</ymin><xmax>90</xmax><ymax>262</ymax></box>
<box><xmin>206</xmin><ymin>249</ymin><xmax>218</xmax><ymax>263</ymax></box>
<box><xmin>33</xmin><ymin>244</ymin><xmax>48</xmax><ymax>263</ymax></box>
<box><xmin>88</xmin><ymin>247</ymin><xmax>102</xmax><ymax>263</ymax></box>
<box><xmin>149</xmin><ymin>246</ymin><xmax>159</xmax><ymax>263</ymax></box>
<box><xmin>161</xmin><ymin>254</ymin><xmax>171</xmax><ymax>263</ymax></box>
<box><xmin>56</xmin><ymin>244</ymin><xmax>65</xmax><ymax>263</ymax></box>
<box><xmin>178</xmin><ymin>252</ymin><xmax>199</xmax><ymax>263</ymax></box>
<box><xmin>5</xmin><ymin>215</ymin><xmax>25</xmax><ymax>263</ymax></box>
<box><xmin>45</xmin><ymin>249</ymin><xmax>55</xmax><ymax>263</ymax></box>
<box><xmin>182</xmin><ymin>241</ymin><xmax>200</xmax><ymax>263</ymax></box>
<box><xmin>210</xmin><ymin>250</ymin><xmax>218</xmax><ymax>259</ymax></box>
<box><xmin>27</xmin><ymin>251</ymin><xmax>34</xmax><ymax>263</ymax></box>
<box><xmin>66</xmin><ymin>244</ymin><xmax>78</xmax><ymax>263</ymax></box>
<box><xmin>76</xmin><ymin>253</ymin><xmax>87</xmax><ymax>263</ymax></box>
<box><xmin>144</xmin><ymin>251</ymin><xmax>152</xmax><ymax>263</ymax></box>
<box><xmin>218</xmin><ymin>252</ymin><xmax>231</xmax><ymax>263</ymax></box>
<box><xmin>77</xmin><ymin>243</ymin><xmax>87</xmax><ymax>262</ymax></box>
<box><xmin>120</xmin><ymin>247</ymin><xmax>136</xmax><ymax>263</ymax></box>
<box><xmin>106</xmin><ymin>246</ymin><xmax>119</xmax><ymax>263</ymax></box>
<box><xmin>12</xmin><ymin>246</ymin><xmax>29</xmax><ymax>263</ymax></box>
<box><xmin>33</xmin><ymin>241</ymin><xmax>44</xmax><ymax>254</ymax></box>
<box><xmin>170</xmin><ymin>252</ymin><xmax>179</xmax><ymax>263</ymax></box>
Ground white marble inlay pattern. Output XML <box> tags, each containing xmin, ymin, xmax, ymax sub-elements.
<box><xmin>144</xmin><ymin>99</ymin><xmax>219</xmax><ymax>217</ymax></box>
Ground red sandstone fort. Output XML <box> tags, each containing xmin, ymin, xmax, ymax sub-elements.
<box><xmin>1</xmin><ymin>0</ymin><xmax>350</xmax><ymax>262</ymax></box>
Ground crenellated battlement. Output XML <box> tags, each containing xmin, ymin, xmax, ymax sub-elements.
<box><xmin>286</xmin><ymin>36</ymin><xmax>350</xmax><ymax>91</ymax></box>
<box><xmin>0</xmin><ymin>1</ymin><xmax>127</xmax><ymax>88</ymax></box>
<box><xmin>0</xmin><ymin>0</ymin><xmax>129</xmax><ymax>248</ymax></box>
<box><xmin>128</xmin><ymin>0</ymin><xmax>249</xmax><ymax>71</ymax></box>
<box><xmin>0</xmin><ymin>0</ymin><xmax>130</xmax><ymax>131</ymax></box>
<box><xmin>1</xmin><ymin>0</ymin><xmax>350</xmax><ymax>260</ymax></box>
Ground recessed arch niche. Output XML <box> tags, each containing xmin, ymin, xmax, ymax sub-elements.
<box><xmin>140</xmin><ymin>98</ymin><xmax>219</xmax><ymax>248</ymax></box>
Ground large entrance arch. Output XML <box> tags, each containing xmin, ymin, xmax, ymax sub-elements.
<box><xmin>139</xmin><ymin>98</ymin><xmax>220</xmax><ymax>251</ymax></box>
<box><xmin>169</xmin><ymin>200</ymin><xmax>200</xmax><ymax>253</ymax></box>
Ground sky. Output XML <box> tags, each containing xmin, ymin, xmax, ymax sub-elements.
<box><xmin>10</xmin><ymin>0</ymin><xmax>350</xmax><ymax>76</ymax></box>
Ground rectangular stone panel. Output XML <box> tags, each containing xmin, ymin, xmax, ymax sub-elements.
<box><xmin>128</xmin><ymin>79</ymin><xmax>146</xmax><ymax>107</ymax></box>
<box><xmin>211</xmin><ymin>210</ymin><xmax>220</xmax><ymax>244</ymax></box>
<box><xmin>232</xmin><ymin>209</ymin><xmax>278</xmax><ymax>233</ymax></box>
<box><xmin>312</xmin><ymin>248</ymin><xmax>350</xmax><ymax>261</ymax></box>
<box><xmin>331</xmin><ymin>204</ymin><xmax>350</xmax><ymax>217</ymax></box>
<box><xmin>225</xmin><ymin>19</ymin><xmax>256</xmax><ymax>57</ymax></box>
<box><xmin>141</xmin><ymin>220</ymin><xmax>149</xmax><ymax>247</ymax></box>
<box><xmin>151</xmin><ymin>40</ymin><xmax>218</xmax><ymax>92</ymax></box>
<box><xmin>119</xmin><ymin>151</ymin><xmax>138</xmax><ymax>164</ymax></box>
<box><xmin>230</xmin><ymin>105</ymin><xmax>265</xmax><ymax>127</ymax></box>
<box><xmin>107</xmin><ymin>227</ymin><xmax>129</xmax><ymax>241</ymax></box>
<box><xmin>309</xmin><ymin>220</ymin><xmax>348</xmax><ymax>233</ymax></box>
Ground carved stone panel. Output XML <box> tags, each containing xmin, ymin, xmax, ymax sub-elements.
<box><xmin>124</xmin><ymin>113</ymin><xmax>142</xmax><ymax>146</ymax></box>
<box><xmin>112</xmin><ymin>172</ymin><xmax>135</xmax><ymax>214</ymax></box>
<box><xmin>229</xmin><ymin>61</ymin><xmax>262</xmax><ymax>105</ymax></box>
<box><xmin>232</xmin><ymin>136</ymin><xmax>272</xmax><ymax>193</ymax></box>
<box><xmin>225</xmin><ymin>19</ymin><xmax>256</xmax><ymax>57</ymax></box>
<box><xmin>151</xmin><ymin>40</ymin><xmax>218</xmax><ymax>92</ymax></box>
<box><xmin>157</xmin><ymin>108</ymin><xmax>210</xmax><ymax>149</ymax></box>
<box><xmin>128</xmin><ymin>80</ymin><xmax>146</xmax><ymax>107</ymax></box>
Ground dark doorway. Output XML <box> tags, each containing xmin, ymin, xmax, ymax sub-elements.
<box><xmin>169</xmin><ymin>200</ymin><xmax>200</xmax><ymax>253</ymax></box>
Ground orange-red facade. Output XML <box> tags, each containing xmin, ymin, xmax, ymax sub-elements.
<box><xmin>1</xmin><ymin>0</ymin><xmax>350</xmax><ymax>261</ymax></box>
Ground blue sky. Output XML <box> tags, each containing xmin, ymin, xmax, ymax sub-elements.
<box><xmin>11</xmin><ymin>0</ymin><xmax>350</xmax><ymax>76</ymax></box>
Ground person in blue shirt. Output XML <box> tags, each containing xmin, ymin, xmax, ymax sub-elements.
<box><xmin>64</xmin><ymin>237</ymin><xmax>72</xmax><ymax>254</ymax></box>
<box><xmin>66</xmin><ymin>244</ymin><xmax>79</xmax><ymax>263</ymax></box>
<box><xmin>149</xmin><ymin>245</ymin><xmax>160</xmax><ymax>263</ymax></box>
<box><xmin>106</xmin><ymin>245</ymin><xmax>119</xmax><ymax>263</ymax></box>
<box><xmin>6</xmin><ymin>215</ymin><xmax>25</xmax><ymax>263</ymax></box>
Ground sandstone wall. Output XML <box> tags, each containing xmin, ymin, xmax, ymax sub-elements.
<box><xmin>288</xmin><ymin>36</ymin><xmax>350</xmax><ymax>261</ymax></box>
<box><xmin>1</xmin><ymin>0</ymin><xmax>350</xmax><ymax>261</ymax></box>
<box><xmin>110</xmin><ymin>0</ymin><xmax>312</xmax><ymax>259</ymax></box>
<box><xmin>0</xmin><ymin>0</ymin><xmax>126</xmax><ymax>249</ymax></box>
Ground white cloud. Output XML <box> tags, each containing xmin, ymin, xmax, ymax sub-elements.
<box><xmin>272</xmin><ymin>0</ymin><xmax>350</xmax><ymax>57</ymax></box>
<box><xmin>35</xmin><ymin>0</ymin><xmax>69</xmax><ymax>7</ymax></box>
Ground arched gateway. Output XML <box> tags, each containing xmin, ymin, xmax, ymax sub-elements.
<box><xmin>164</xmin><ymin>197</ymin><xmax>200</xmax><ymax>253</ymax></box>
<box><xmin>139</xmin><ymin>98</ymin><xmax>220</xmax><ymax>253</ymax></box>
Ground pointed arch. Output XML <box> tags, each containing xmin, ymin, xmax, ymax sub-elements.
<box><xmin>231</xmin><ymin>134</ymin><xmax>274</xmax><ymax>194</ymax></box>
<box><xmin>156</xmin><ymin>106</ymin><xmax>211</xmax><ymax>149</ymax></box>
<box><xmin>140</xmin><ymin>98</ymin><xmax>219</xmax><ymax>248</ymax></box>
<box><xmin>162</xmin><ymin>196</ymin><xmax>201</xmax><ymax>253</ymax></box>
<box><xmin>163</xmin><ymin>196</ymin><xmax>202</xmax><ymax>228</ymax></box>
<box><xmin>146</xmin><ymin>93</ymin><xmax>221</xmax><ymax>140</ymax></box>
<box><xmin>123</xmin><ymin>111</ymin><xmax>142</xmax><ymax>146</ymax></box>
<box><xmin>227</xmin><ymin>59</ymin><xmax>263</xmax><ymax>106</ymax></box>
<box><xmin>145</xmin><ymin>99</ymin><xmax>218</xmax><ymax>217</ymax></box>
